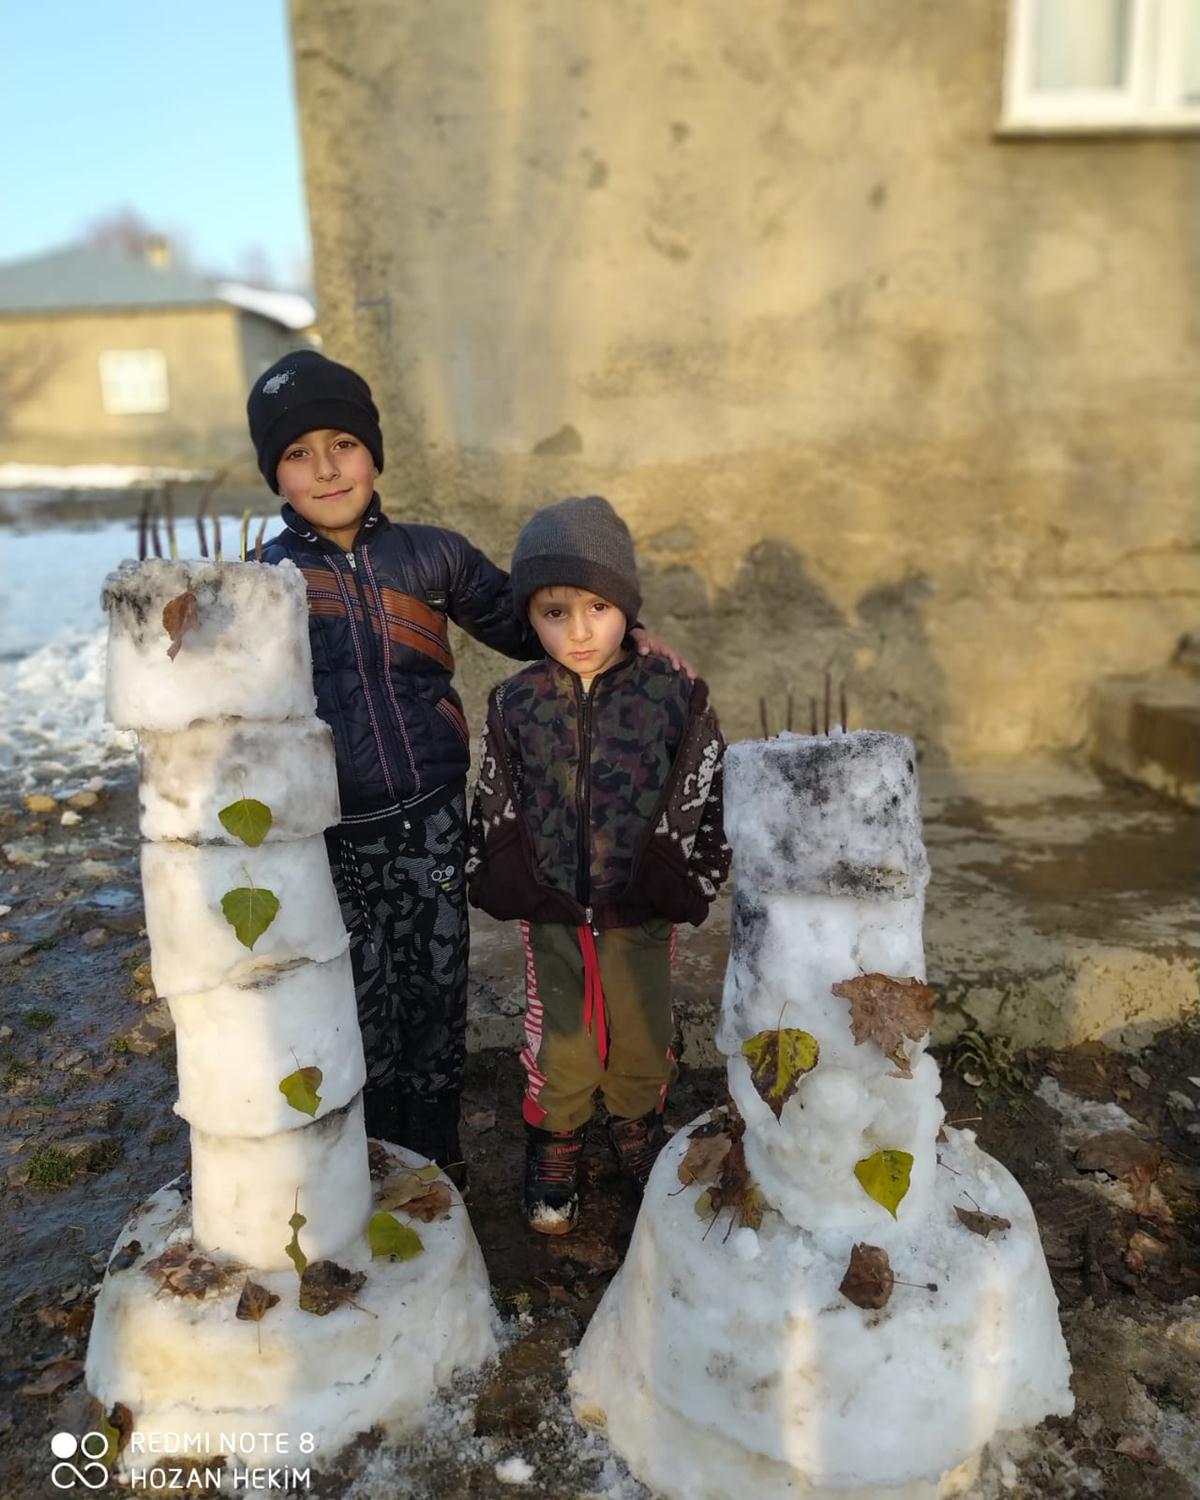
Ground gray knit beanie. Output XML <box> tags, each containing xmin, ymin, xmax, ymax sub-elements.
<box><xmin>510</xmin><ymin>495</ymin><xmax>641</xmax><ymax>623</ymax></box>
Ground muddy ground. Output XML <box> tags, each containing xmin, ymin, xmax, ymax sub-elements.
<box><xmin>1</xmin><ymin>775</ymin><xmax>1198</xmax><ymax>1499</ymax></box>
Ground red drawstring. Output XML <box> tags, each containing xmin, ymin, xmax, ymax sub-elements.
<box><xmin>577</xmin><ymin>924</ymin><xmax>608</xmax><ymax>1065</ymax></box>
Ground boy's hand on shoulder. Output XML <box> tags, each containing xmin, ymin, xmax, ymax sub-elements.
<box><xmin>629</xmin><ymin>626</ymin><xmax>697</xmax><ymax>682</ymax></box>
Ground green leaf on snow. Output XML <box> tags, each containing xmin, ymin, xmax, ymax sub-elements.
<box><xmin>854</xmin><ymin>1149</ymin><xmax>914</xmax><ymax>1218</ymax></box>
<box><xmin>368</xmin><ymin>1212</ymin><xmax>424</xmax><ymax>1261</ymax></box>
<box><xmin>279</xmin><ymin>1065</ymin><xmax>323</xmax><ymax>1117</ymax></box>
<box><xmin>220</xmin><ymin>885</ymin><xmax>280</xmax><ymax>949</ymax></box>
<box><xmin>285</xmin><ymin>1205</ymin><xmax>308</xmax><ymax>1275</ymax></box>
<box><xmin>217</xmin><ymin>797</ymin><xmax>273</xmax><ymax>847</ymax></box>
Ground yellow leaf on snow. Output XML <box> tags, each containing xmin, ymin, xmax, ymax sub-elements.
<box><xmin>740</xmin><ymin>1028</ymin><xmax>820</xmax><ymax>1119</ymax></box>
<box><xmin>854</xmin><ymin>1149</ymin><xmax>914</xmax><ymax>1218</ymax></box>
<box><xmin>279</xmin><ymin>1065</ymin><xmax>323</xmax><ymax>1117</ymax></box>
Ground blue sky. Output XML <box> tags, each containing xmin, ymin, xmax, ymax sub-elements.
<box><xmin>0</xmin><ymin>1</ymin><xmax>310</xmax><ymax>286</ymax></box>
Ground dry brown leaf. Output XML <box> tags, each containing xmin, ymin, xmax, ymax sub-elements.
<box><xmin>1122</xmin><ymin>1161</ymin><xmax>1171</xmax><ymax>1221</ymax></box>
<box><xmin>64</xmin><ymin>1300</ymin><xmax>95</xmax><ymax>1341</ymax></box>
<box><xmin>1074</xmin><ymin>1131</ymin><xmax>1158</xmax><ymax>1178</ymax></box>
<box><xmin>400</xmin><ymin>1181</ymin><xmax>453</xmax><ymax>1222</ymax></box>
<box><xmin>954</xmin><ymin>1205</ymin><xmax>1012</xmax><ymax>1238</ymax></box>
<box><xmin>298</xmin><ymin>1259</ymin><xmax>366</xmax><ymax>1316</ymax></box>
<box><xmin>1115</xmin><ymin>1435</ymin><xmax>1163</xmax><ymax>1466</ymax></box>
<box><xmin>1125</xmin><ymin>1231</ymin><xmax>1170</xmax><ymax>1275</ymax></box>
<box><xmin>235</xmin><ymin>1279</ymin><xmax>281</xmax><ymax>1322</ymax></box>
<box><xmin>839</xmin><ymin>1243</ymin><xmax>895</xmax><ymax>1309</ymax></box>
<box><xmin>17</xmin><ymin>1358</ymin><xmax>84</xmax><ymax>1398</ymax></box>
<box><xmin>832</xmin><ymin>972</ymin><xmax>936</xmax><ymax>1078</ymax></box>
<box><xmin>105</xmin><ymin>1401</ymin><xmax>133</xmax><ymax>1455</ymax></box>
<box><xmin>108</xmin><ymin>1239</ymin><xmax>142</xmax><ymax>1273</ymax></box>
<box><xmin>677</xmin><ymin>1132</ymin><xmax>732</xmax><ymax>1187</ymax></box>
<box><xmin>367</xmin><ymin>1140</ymin><xmax>396</xmax><ymax>1179</ymax></box>
<box><xmin>688</xmin><ymin>1108</ymin><xmax>730</xmax><ymax>1140</ymax></box>
<box><xmin>377</xmin><ymin>1168</ymin><xmax>443</xmax><ymax>1211</ymax></box>
<box><xmin>738</xmin><ymin>1183</ymin><xmax>764</xmax><ymax>1231</ymax></box>
<box><xmin>162</xmin><ymin>591</ymin><xmax>199</xmax><ymax>661</ymax></box>
<box><xmin>165</xmin><ymin>1257</ymin><xmax>226</xmax><ymax>1297</ymax></box>
<box><xmin>706</xmin><ymin>1108</ymin><xmax>764</xmax><ymax>1228</ymax></box>
<box><xmin>144</xmin><ymin>1245</ymin><xmax>226</xmax><ymax>1298</ymax></box>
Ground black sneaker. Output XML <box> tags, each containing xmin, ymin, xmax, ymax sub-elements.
<box><xmin>523</xmin><ymin>1123</ymin><xmax>583</xmax><ymax>1235</ymax></box>
<box><xmin>609</xmin><ymin>1110</ymin><xmax>669</xmax><ymax>1193</ymax></box>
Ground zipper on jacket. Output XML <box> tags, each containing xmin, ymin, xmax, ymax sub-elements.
<box><xmin>358</xmin><ymin>547</ymin><xmax>421</xmax><ymax>792</ymax></box>
<box><xmin>328</xmin><ymin>547</ymin><xmax>407</xmax><ymax>801</ymax></box>
<box><xmin>575</xmin><ymin>680</ymin><xmax>592</xmax><ymax>907</ymax></box>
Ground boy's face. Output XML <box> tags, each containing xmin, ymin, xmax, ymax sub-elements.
<box><xmin>275</xmin><ymin>428</ymin><xmax>376</xmax><ymax>545</ymax></box>
<box><xmin>528</xmin><ymin>586</ymin><xmax>627</xmax><ymax>681</ymax></box>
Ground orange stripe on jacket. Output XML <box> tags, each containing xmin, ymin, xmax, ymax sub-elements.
<box><xmin>299</xmin><ymin>568</ymin><xmax>453</xmax><ymax>670</ymax></box>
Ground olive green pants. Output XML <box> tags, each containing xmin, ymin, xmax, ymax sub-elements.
<box><xmin>519</xmin><ymin>918</ymin><xmax>677</xmax><ymax>1133</ymax></box>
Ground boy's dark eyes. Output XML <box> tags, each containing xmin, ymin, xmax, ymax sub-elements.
<box><xmin>284</xmin><ymin>449</ymin><xmax>307</xmax><ymax>461</ymax></box>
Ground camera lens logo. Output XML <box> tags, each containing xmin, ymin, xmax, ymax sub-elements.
<box><xmin>50</xmin><ymin>1431</ymin><xmax>110</xmax><ymax>1491</ymax></box>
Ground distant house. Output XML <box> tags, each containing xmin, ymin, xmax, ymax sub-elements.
<box><xmin>0</xmin><ymin>244</ymin><xmax>316</xmax><ymax>476</ymax></box>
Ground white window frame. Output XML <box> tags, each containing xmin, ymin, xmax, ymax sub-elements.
<box><xmin>98</xmin><ymin>349</ymin><xmax>170</xmax><ymax>415</ymax></box>
<box><xmin>1002</xmin><ymin>0</ymin><xmax>1200</xmax><ymax>132</ymax></box>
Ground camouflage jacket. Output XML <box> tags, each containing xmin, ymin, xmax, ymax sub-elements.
<box><xmin>466</xmin><ymin>653</ymin><xmax>730</xmax><ymax>929</ymax></box>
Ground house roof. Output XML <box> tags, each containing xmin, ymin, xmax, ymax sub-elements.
<box><xmin>0</xmin><ymin>245</ymin><xmax>315</xmax><ymax>330</ymax></box>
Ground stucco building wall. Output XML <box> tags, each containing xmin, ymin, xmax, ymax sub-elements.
<box><xmin>290</xmin><ymin>0</ymin><xmax>1200</xmax><ymax>762</ymax></box>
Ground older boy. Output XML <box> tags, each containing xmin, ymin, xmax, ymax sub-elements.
<box><xmin>467</xmin><ymin>496</ymin><xmax>730</xmax><ymax>1233</ymax></box>
<box><xmin>247</xmin><ymin>353</ymin><xmax>685</xmax><ymax>1172</ymax></box>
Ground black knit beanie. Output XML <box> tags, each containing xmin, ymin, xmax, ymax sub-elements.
<box><xmin>510</xmin><ymin>495</ymin><xmax>642</xmax><ymax>623</ymax></box>
<box><xmin>247</xmin><ymin>350</ymin><xmax>384</xmax><ymax>492</ymax></box>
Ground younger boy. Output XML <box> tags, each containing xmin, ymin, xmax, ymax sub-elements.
<box><xmin>246</xmin><ymin>352</ymin><xmax>685</xmax><ymax>1171</ymax></box>
<box><xmin>467</xmin><ymin>496</ymin><xmax>730</xmax><ymax>1233</ymax></box>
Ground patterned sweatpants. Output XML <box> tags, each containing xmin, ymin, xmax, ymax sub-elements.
<box><xmin>324</xmin><ymin>780</ymin><xmax>468</xmax><ymax>1107</ymax></box>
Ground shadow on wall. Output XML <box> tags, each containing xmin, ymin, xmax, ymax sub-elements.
<box><xmin>643</xmin><ymin>538</ymin><xmax>953</xmax><ymax>763</ymax></box>
<box><xmin>446</xmin><ymin>534</ymin><xmax>954</xmax><ymax>769</ymax></box>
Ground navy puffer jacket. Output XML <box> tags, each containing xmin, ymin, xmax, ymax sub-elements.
<box><xmin>262</xmin><ymin>495</ymin><xmax>537</xmax><ymax>826</ymax></box>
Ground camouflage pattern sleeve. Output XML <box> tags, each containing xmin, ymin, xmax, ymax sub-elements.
<box><xmin>465</xmin><ymin>690</ymin><xmax>511</xmax><ymax>883</ymax></box>
<box><xmin>687</xmin><ymin>710</ymin><xmax>732</xmax><ymax>901</ymax></box>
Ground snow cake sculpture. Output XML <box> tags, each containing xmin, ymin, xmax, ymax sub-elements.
<box><xmin>573</xmin><ymin>731</ymin><xmax>1072</xmax><ymax>1500</ymax></box>
<box><xmin>86</xmin><ymin>560</ymin><xmax>495</xmax><ymax>1476</ymax></box>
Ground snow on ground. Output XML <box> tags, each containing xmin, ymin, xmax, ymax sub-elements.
<box><xmin>0</xmin><ymin>516</ymin><xmax>279</xmax><ymax>792</ymax></box>
<box><xmin>1035</xmin><ymin>1077</ymin><xmax>1148</xmax><ymax>1143</ymax></box>
<box><xmin>0</xmin><ymin>463</ymin><xmax>209</xmax><ymax>490</ymax></box>
<box><xmin>0</xmin><ymin>519</ymin><xmax>138</xmax><ymax>789</ymax></box>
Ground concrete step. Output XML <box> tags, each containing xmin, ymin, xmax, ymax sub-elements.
<box><xmin>466</xmin><ymin>758</ymin><xmax>1199</xmax><ymax>1060</ymax></box>
<box><xmin>1090</xmin><ymin>668</ymin><xmax>1199</xmax><ymax>809</ymax></box>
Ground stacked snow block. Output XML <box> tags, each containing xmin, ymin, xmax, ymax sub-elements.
<box><xmin>105</xmin><ymin>558</ymin><xmax>368</xmax><ymax>1265</ymax></box>
<box><xmin>573</xmin><ymin>731</ymin><xmax>1073</xmax><ymax>1500</ymax></box>
<box><xmin>87</xmin><ymin>560</ymin><xmax>496</xmax><ymax>1474</ymax></box>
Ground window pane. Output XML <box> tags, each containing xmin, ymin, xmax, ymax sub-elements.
<box><xmin>99</xmin><ymin>350</ymin><xmax>170</xmax><ymax>415</ymax></box>
<box><xmin>1032</xmin><ymin>0</ymin><xmax>1131</xmax><ymax>89</ymax></box>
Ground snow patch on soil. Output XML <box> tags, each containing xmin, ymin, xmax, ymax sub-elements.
<box><xmin>1036</xmin><ymin>1078</ymin><xmax>1147</xmax><ymax>1143</ymax></box>
<box><xmin>0</xmin><ymin>630</ymin><xmax>134</xmax><ymax>789</ymax></box>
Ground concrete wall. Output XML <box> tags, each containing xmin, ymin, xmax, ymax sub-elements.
<box><xmin>0</xmin><ymin>306</ymin><xmax>302</xmax><ymax>471</ymax></box>
<box><xmin>290</xmin><ymin>0</ymin><xmax>1200</xmax><ymax>763</ymax></box>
